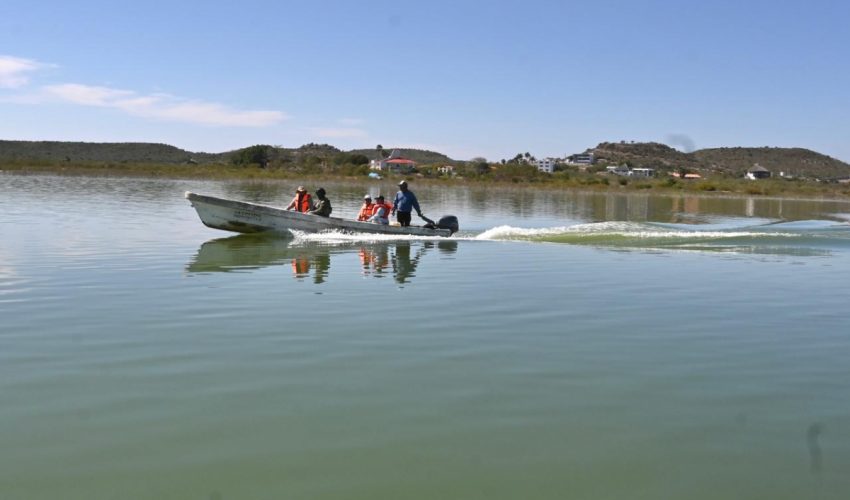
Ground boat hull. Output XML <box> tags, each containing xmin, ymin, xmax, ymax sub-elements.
<box><xmin>185</xmin><ymin>192</ymin><xmax>453</xmax><ymax>237</ymax></box>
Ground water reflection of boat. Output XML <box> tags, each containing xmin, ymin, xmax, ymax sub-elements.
<box><xmin>185</xmin><ymin>192</ymin><xmax>458</xmax><ymax>237</ymax></box>
<box><xmin>186</xmin><ymin>234</ymin><xmax>458</xmax><ymax>284</ymax></box>
<box><xmin>186</xmin><ymin>234</ymin><xmax>294</xmax><ymax>273</ymax></box>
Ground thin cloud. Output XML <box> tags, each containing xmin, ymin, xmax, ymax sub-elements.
<box><xmin>0</xmin><ymin>55</ymin><xmax>47</xmax><ymax>88</ymax></box>
<box><xmin>42</xmin><ymin>83</ymin><xmax>286</xmax><ymax>127</ymax></box>
<box><xmin>43</xmin><ymin>83</ymin><xmax>133</xmax><ymax>105</ymax></box>
<box><xmin>337</xmin><ymin>118</ymin><xmax>365</xmax><ymax>126</ymax></box>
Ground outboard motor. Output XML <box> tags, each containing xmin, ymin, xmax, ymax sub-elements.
<box><xmin>435</xmin><ymin>215</ymin><xmax>459</xmax><ymax>235</ymax></box>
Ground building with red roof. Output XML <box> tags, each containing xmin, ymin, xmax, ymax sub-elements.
<box><xmin>370</xmin><ymin>149</ymin><xmax>417</xmax><ymax>173</ymax></box>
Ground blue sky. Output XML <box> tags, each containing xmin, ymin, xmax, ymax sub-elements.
<box><xmin>1</xmin><ymin>0</ymin><xmax>848</xmax><ymax>162</ymax></box>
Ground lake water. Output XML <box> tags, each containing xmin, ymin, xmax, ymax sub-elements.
<box><xmin>2</xmin><ymin>173</ymin><xmax>850</xmax><ymax>499</ymax></box>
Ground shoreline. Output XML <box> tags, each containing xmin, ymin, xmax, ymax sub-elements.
<box><xmin>2</xmin><ymin>162</ymin><xmax>849</xmax><ymax>203</ymax></box>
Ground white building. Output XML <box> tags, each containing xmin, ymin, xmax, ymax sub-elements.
<box><xmin>629</xmin><ymin>167</ymin><xmax>655</xmax><ymax>177</ymax></box>
<box><xmin>745</xmin><ymin>164</ymin><xmax>771</xmax><ymax>180</ymax></box>
<box><xmin>606</xmin><ymin>165</ymin><xmax>630</xmax><ymax>176</ymax></box>
<box><xmin>370</xmin><ymin>149</ymin><xmax>417</xmax><ymax>173</ymax></box>
<box><xmin>533</xmin><ymin>158</ymin><xmax>556</xmax><ymax>173</ymax></box>
<box><xmin>567</xmin><ymin>153</ymin><xmax>595</xmax><ymax>165</ymax></box>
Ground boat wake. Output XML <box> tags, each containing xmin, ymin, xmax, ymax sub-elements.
<box><xmin>289</xmin><ymin>229</ymin><xmax>451</xmax><ymax>245</ymax></box>
<box><xmin>251</xmin><ymin>219</ymin><xmax>850</xmax><ymax>257</ymax></box>
<box><xmin>472</xmin><ymin>220</ymin><xmax>850</xmax><ymax>255</ymax></box>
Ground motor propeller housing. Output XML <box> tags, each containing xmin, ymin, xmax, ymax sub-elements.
<box><xmin>435</xmin><ymin>215</ymin><xmax>459</xmax><ymax>235</ymax></box>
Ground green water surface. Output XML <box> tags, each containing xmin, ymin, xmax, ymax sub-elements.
<box><xmin>1</xmin><ymin>174</ymin><xmax>849</xmax><ymax>499</ymax></box>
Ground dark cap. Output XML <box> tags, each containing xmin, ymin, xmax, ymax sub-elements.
<box><xmin>398</xmin><ymin>180</ymin><xmax>407</xmax><ymax>186</ymax></box>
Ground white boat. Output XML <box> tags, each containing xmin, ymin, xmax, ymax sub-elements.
<box><xmin>185</xmin><ymin>192</ymin><xmax>458</xmax><ymax>237</ymax></box>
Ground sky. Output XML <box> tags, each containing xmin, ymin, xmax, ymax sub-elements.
<box><xmin>1</xmin><ymin>0</ymin><xmax>848</xmax><ymax>162</ymax></box>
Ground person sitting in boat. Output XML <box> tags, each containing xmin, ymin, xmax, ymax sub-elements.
<box><xmin>286</xmin><ymin>186</ymin><xmax>313</xmax><ymax>213</ymax></box>
<box><xmin>357</xmin><ymin>194</ymin><xmax>374</xmax><ymax>221</ymax></box>
<box><xmin>309</xmin><ymin>188</ymin><xmax>332</xmax><ymax>217</ymax></box>
<box><xmin>367</xmin><ymin>195</ymin><xmax>392</xmax><ymax>224</ymax></box>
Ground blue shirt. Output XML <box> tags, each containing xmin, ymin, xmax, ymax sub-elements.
<box><xmin>393</xmin><ymin>190</ymin><xmax>421</xmax><ymax>213</ymax></box>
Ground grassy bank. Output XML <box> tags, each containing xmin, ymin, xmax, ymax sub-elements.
<box><xmin>3</xmin><ymin>160</ymin><xmax>850</xmax><ymax>200</ymax></box>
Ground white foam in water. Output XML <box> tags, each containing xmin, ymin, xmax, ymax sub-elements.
<box><xmin>473</xmin><ymin>221</ymin><xmax>801</xmax><ymax>241</ymax></box>
<box><xmin>474</xmin><ymin>225</ymin><xmax>577</xmax><ymax>240</ymax></box>
<box><xmin>288</xmin><ymin>221</ymin><xmax>805</xmax><ymax>247</ymax></box>
<box><xmin>290</xmin><ymin>229</ymin><xmax>449</xmax><ymax>245</ymax></box>
<box><xmin>826</xmin><ymin>213</ymin><xmax>850</xmax><ymax>223</ymax></box>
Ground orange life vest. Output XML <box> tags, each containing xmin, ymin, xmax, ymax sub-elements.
<box><xmin>372</xmin><ymin>202</ymin><xmax>393</xmax><ymax>219</ymax></box>
<box><xmin>357</xmin><ymin>202</ymin><xmax>374</xmax><ymax>221</ymax></box>
<box><xmin>292</xmin><ymin>192</ymin><xmax>312</xmax><ymax>213</ymax></box>
<box><xmin>371</xmin><ymin>202</ymin><xmax>392</xmax><ymax>221</ymax></box>
<box><xmin>291</xmin><ymin>258</ymin><xmax>310</xmax><ymax>276</ymax></box>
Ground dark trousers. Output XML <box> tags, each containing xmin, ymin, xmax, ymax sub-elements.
<box><xmin>397</xmin><ymin>211</ymin><xmax>412</xmax><ymax>227</ymax></box>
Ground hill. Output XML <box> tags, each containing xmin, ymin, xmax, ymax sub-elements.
<box><xmin>0</xmin><ymin>140</ymin><xmax>457</xmax><ymax>166</ymax></box>
<box><xmin>251</xmin><ymin>144</ymin><xmax>454</xmax><ymax>165</ymax></box>
<box><xmin>691</xmin><ymin>147</ymin><xmax>849</xmax><ymax>179</ymax></box>
<box><xmin>348</xmin><ymin>148</ymin><xmax>454</xmax><ymax>165</ymax></box>
<box><xmin>0</xmin><ymin>140</ymin><xmax>224</xmax><ymax>164</ymax></box>
<box><xmin>2</xmin><ymin>139</ymin><xmax>846</xmax><ymax>180</ymax></box>
<box><xmin>588</xmin><ymin>142</ymin><xmax>850</xmax><ymax>179</ymax></box>
<box><xmin>590</xmin><ymin>142</ymin><xmax>701</xmax><ymax>171</ymax></box>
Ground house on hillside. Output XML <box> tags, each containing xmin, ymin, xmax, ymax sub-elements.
<box><xmin>533</xmin><ymin>158</ymin><xmax>556</xmax><ymax>173</ymax></box>
<box><xmin>567</xmin><ymin>153</ymin><xmax>595</xmax><ymax>165</ymax></box>
<box><xmin>671</xmin><ymin>171</ymin><xmax>702</xmax><ymax>180</ymax></box>
<box><xmin>605</xmin><ymin>165</ymin><xmax>630</xmax><ymax>176</ymax></box>
<box><xmin>370</xmin><ymin>149</ymin><xmax>417</xmax><ymax>173</ymax></box>
<box><xmin>630</xmin><ymin>167</ymin><xmax>655</xmax><ymax>178</ymax></box>
<box><xmin>438</xmin><ymin>165</ymin><xmax>455</xmax><ymax>175</ymax></box>
<box><xmin>746</xmin><ymin>164</ymin><xmax>771</xmax><ymax>180</ymax></box>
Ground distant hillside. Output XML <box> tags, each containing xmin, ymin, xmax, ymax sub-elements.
<box><xmin>0</xmin><ymin>140</ymin><xmax>457</xmax><ymax>166</ymax></box>
<box><xmin>0</xmin><ymin>140</ymin><xmax>224</xmax><ymax>163</ymax></box>
<box><xmin>3</xmin><ymin>139</ymin><xmax>845</xmax><ymax>179</ymax></box>
<box><xmin>590</xmin><ymin>142</ymin><xmax>701</xmax><ymax>170</ymax></box>
<box><xmin>691</xmin><ymin>147</ymin><xmax>849</xmax><ymax>179</ymax></box>
<box><xmin>589</xmin><ymin>142</ymin><xmax>850</xmax><ymax>179</ymax></box>
<box><xmin>348</xmin><ymin>148</ymin><xmax>455</xmax><ymax>165</ymax></box>
<box><xmin>246</xmin><ymin>144</ymin><xmax>454</xmax><ymax>164</ymax></box>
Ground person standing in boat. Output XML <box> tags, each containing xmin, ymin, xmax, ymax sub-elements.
<box><xmin>286</xmin><ymin>186</ymin><xmax>313</xmax><ymax>213</ymax></box>
<box><xmin>309</xmin><ymin>187</ymin><xmax>332</xmax><ymax>217</ymax></box>
<box><xmin>367</xmin><ymin>195</ymin><xmax>391</xmax><ymax>224</ymax></box>
<box><xmin>391</xmin><ymin>180</ymin><xmax>424</xmax><ymax>227</ymax></box>
<box><xmin>357</xmin><ymin>194</ymin><xmax>374</xmax><ymax>221</ymax></box>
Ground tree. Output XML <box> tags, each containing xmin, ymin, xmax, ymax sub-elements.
<box><xmin>468</xmin><ymin>157</ymin><xmax>490</xmax><ymax>175</ymax></box>
<box><xmin>332</xmin><ymin>152</ymin><xmax>370</xmax><ymax>166</ymax></box>
<box><xmin>232</xmin><ymin>145</ymin><xmax>270</xmax><ymax>167</ymax></box>
<box><xmin>475</xmin><ymin>162</ymin><xmax>491</xmax><ymax>175</ymax></box>
<box><xmin>349</xmin><ymin>153</ymin><xmax>370</xmax><ymax>165</ymax></box>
